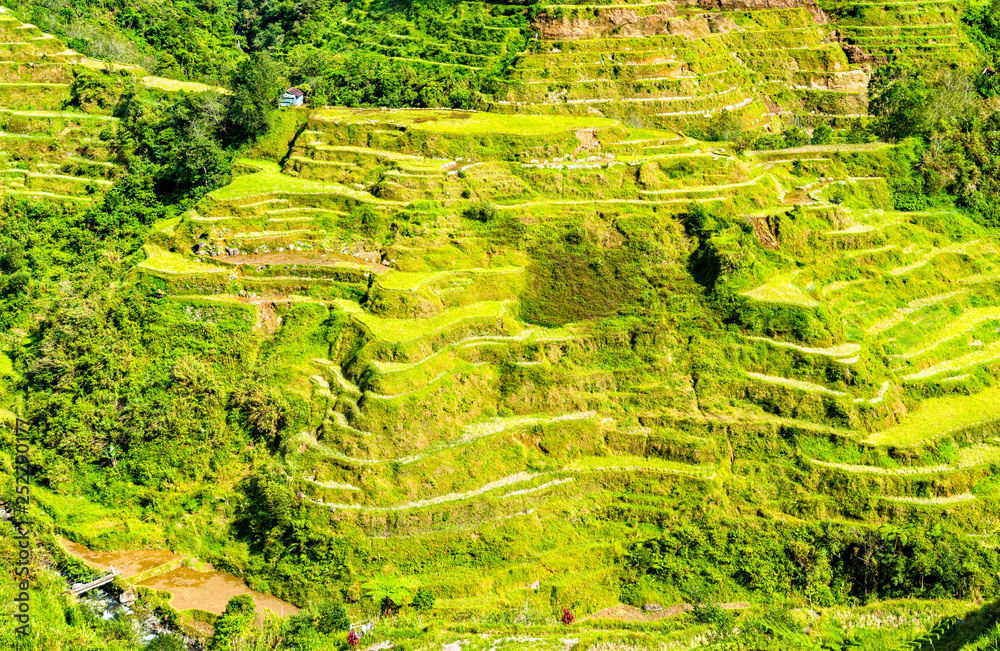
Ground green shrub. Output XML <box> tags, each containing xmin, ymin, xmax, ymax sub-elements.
<box><xmin>461</xmin><ymin>201</ymin><xmax>497</xmax><ymax>222</ymax></box>
<box><xmin>781</xmin><ymin>126</ymin><xmax>810</xmax><ymax>147</ymax></box>
<box><xmin>811</xmin><ymin>123</ymin><xmax>833</xmax><ymax>145</ymax></box>
<box><xmin>68</xmin><ymin>69</ymin><xmax>114</xmax><ymax>111</ymax></box>
<box><xmin>315</xmin><ymin>599</ymin><xmax>350</xmax><ymax>633</ymax></box>
<box><xmin>412</xmin><ymin>588</ymin><xmax>436</xmax><ymax>612</ymax></box>
<box><xmin>890</xmin><ymin>176</ymin><xmax>929</xmax><ymax>211</ymax></box>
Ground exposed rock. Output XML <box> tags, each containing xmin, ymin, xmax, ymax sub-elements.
<box><xmin>120</xmin><ymin>590</ymin><xmax>137</xmax><ymax>607</ymax></box>
<box><xmin>806</xmin><ymin>69</ymin><xmax>868</xmax><ymax>92</ymax></box>
<box><xmin>529</xmin><ymin>580</ymin><xmax>540</xmax><ymax>590</ymax></box>
<box><xmin>643</xmin><ymin>603</ymin><xmax>663</xmax><ymax>612</ymax></box>
<box><xmin>537</xmin><ymin>2</ymin><xmax>676</xmax><ymax>40</ymax></box>
<box><xmin>707</xmin><ymin>14</ymin><xmax>739</xmax><ymax>34</ymax></box>
<box><xmin>574</xmin><ymin>129</ymin><xmax>601</xmax><ymax>156</ymax></box>
<box><xmin>698</xmin><ymin>0</ymin><xmax>829</xmax><ymax>22</ymax></box>
<box><xmin>667</xmin><ymin>15</ymin><xmax>713</xmax><ymax>39</ymax></box>
<box><xmin>842</xmin><ymin>43</ymin><xmax>873</xmax><ymax>64</ymax></box>
<box><xmin>354</xmin><ymin>251</ymin><xmax>382</xmax><ymax>264</ymax></box>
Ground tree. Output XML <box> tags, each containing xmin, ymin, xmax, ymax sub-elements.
<box><xmin>461</xmin><ymin>201</ymin><xmax>497</xmax><ymax>223</ymax></box>
<box><xmin>781</xmin><ymin>126</ymin><xmax>810</xmax><ymax>147</ymax></box>
<box><xmin>283</xmin><ymin>612</ymin><xmax>321</xmax><ymax>651</ymax></box>
<box><xmin>208</xmin><ymin>594</ymin><xmax>256</xmax><ymax>651</ymax></box>
<box><xmin>811</xmin><ymin>123</ymin><xmax>833</xmax><ymax>145</ymax></box>
<box><xmin>223</xmin><ymin>53</ymin><xmax>281</xmax><ymax>144</ymax></box>
<box><xmin>68</xmin><ymin>70</ymin><xmax>114</xmax><ymax>111</ymax></box>
<box><xmin>925</xmin><ymin>71</ymin><xmax>981</xmax><ymax>133</ymax></box>
<box><xmin>315</xmin><ymin>599</ymin><xmax>350</xmax><ymax>633</ymax></box>
<box><xmin>705</xmin><ymin>110</ymin><xmax>742</xmax><ymax>142</ymax></box>
<box><xmin>868</xmin><ymin>64</ymin><xmax>929</xmax><ymax>141</ymax></box>
<box><xmin>144</xmin><ymin>634</ymin><xmax>186</xmax><ymax>651</ymax></box>
<box><xmin>363</xmin><ymin>575</ymin><xmax>412</xmax><ymax>617</ymax></box>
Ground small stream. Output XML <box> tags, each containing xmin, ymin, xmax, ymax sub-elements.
<box><xmin>77</xmin><ymin>588</ymin><xmax>200</xmax><ymax>648</ymax></box>
<box><xmin>62</xmin><ymin>538</ymin><xmax>298</xmax><ymax>646</ymax></box>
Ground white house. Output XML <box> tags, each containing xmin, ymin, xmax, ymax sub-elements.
<box><xmin>280</xmin><ymin>87</ymin><xmax>304</xmax><ymax>107</ymax></box>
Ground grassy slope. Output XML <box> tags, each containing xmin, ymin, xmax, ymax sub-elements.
<box><xmin>2</xmin><ymin>4</ymin><xmax>999</xmax><ymax>651</ymax></box>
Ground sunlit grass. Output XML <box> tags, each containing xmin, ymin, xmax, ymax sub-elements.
<box><xmin>869</xmin><ymin>388</ymin><xmax>1000</xmax><ymax>446</ymax></box>
<box><xmin>742</xmin><ymin>271</ymin><xmax>819</xmax><ymax>307</ymax></box>
<box><xmin>333</xmin><ymin>298</ymin><xmax>509</xmax><ymax>342</ymax></box>
<box><xmin>138</xmin><ymin>244</ymin><xmax>229</xmax><ymax>275</ymax></box>
<box><xmin>312</xmin><ymin>107</ymin><xmax>619</xmax><ymax>135</ymax></box>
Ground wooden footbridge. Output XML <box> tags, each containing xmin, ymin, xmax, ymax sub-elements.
<box><xmin>68</xmin><ymin>565</ymin><xmax>120</xmax><ymax>595</ymax></box>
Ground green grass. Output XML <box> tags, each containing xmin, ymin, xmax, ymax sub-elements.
<box><xmin>868</xmin><ymin>388</ymin><xmax>1000</xmax><ymax>446</ymax></box>
<box><xmin>333</xmin><ymin>298</ymin><xmax>510</xmax><ymax>342</ymax></box>
<box><xmin>903</xmin><ymin>340</ymin><xmax>1000</xmax><ymax>381</ymax></box>
<box><xmin>743</xmin><ymin>272</ymin><xmax>819</xmax><ymax>307</ymax></box>
<box><xmin>137</xmin><ymin>244</ymin><xmax>229</xmax><ymax>275</ymax></box>
<box><xmin>569</xmin><ymin>455</ymin><xmax>716</xmax><ymax>478</ymax></box>
<box><xmin>0</xmin><ymin>351</ymin><xmax>14</xmax><ymax>377</ymax></box>
<box><xmin>141</xmin><ymin>76</ymin><xmax>224</xmax><ymax>93</ymax></box>
<box><xmin>207</xmin><ymin>160</ymin><xmax>401</xmax><ymax>204</ymax></box>
<box><xmin>746</xmin><ymin>371</ymin><xmax>846</xmax><ymax>396</ymax></box>
<box><xmin>33</xmin><ymin>485</ymin><xmax>164</xmax><ymax>548</ymax></box>
<box><xmin>376</xmin><ymin>267</ymin><xmax>523</xmax><ymax>291</ymax></box>
<box><xmin>893</xmin><ymin>306</ymin><xmax>1000</xmax><ymax>359</ymax></box>
<box><xmin>313</xmin><ymin>108</ymin><xmax>620</xmax><ymax>135</ymax></box>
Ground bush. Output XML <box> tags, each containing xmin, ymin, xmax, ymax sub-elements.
<box><xmin>690</xmin><ymin>589</ymin><xmax>735</xmax><ymax>639</ymax></box>
<box><xmin>461</xmin><ymin>201</ymin><xmax>497</xmax><ymax>222</ymax></box>
<box><xmin>753</xmin><ymin>133</ymin><xmax>785</xmax><ymax>150</ymax></box>
<box><xmin>890</xmin><ymin>176</ymin><xmax>929</xmax><ymax>211</ymax></box>
<box><xmin>208</xmin><ymin>595</ymin><xmax>255</xmax><ymax>651</ymax></box>
<box><xmin>412</xmin><ymin>588</ymin><xmax>436</xmax><ymax>612</ymax></box>
<box><xmin>811</xmin><ymin>123</ymin><xmax>833</xmax><ymax>145</ymax></box>
<box><xmin>561</xmin><ymin>609</ymin><xmax>575</xmax><ymax>625</ymax></box>
<box><xmin>781</xmin><ymin>126</ymin><xmax>810</xmax><ymax>148</ymax></box>
<box><xmin>68</xmin><ymin>70</ymin><xmax>113</xmax><ymax>111</ymax></box>
<box><xmin>315</xmin><ymin>599</ymin><xmax>351</xmax><ymax>633</ymax></box>
<box><xmin>705</xmin><ymin>110</ymin><xmax>743</xmax><ymax>141</ymax></box>
<box><xmin>144</xmin><ymin>634</ymin><xmax>185</xmax><ymax>651</ymax></box>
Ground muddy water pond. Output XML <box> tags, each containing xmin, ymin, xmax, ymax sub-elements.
<box><xmin>61</xmin><ymin>538</ymin><xmax>298</xmax><ymax>617</ymax></box>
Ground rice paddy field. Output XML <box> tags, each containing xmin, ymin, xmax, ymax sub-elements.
<box><xmin>7</xmin><ymin>2</ymin><xmax>1000</xmax><ymax>650</ymax></box>
<box><xmin>130</xmin><ymin>96</ymin><xmax>1000</xmax><ymax>648</ymax></box>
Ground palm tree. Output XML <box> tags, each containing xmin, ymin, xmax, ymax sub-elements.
<box><xmin>363</xmin><ymin>575</ymin><xmax>413</xmax><ymax>618</ymax></box>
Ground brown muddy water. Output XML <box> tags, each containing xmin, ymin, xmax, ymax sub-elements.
<box><xmin>61</xmin><ymin>538</ymin><xmax>298</xmax><ymax>617</ymax></box>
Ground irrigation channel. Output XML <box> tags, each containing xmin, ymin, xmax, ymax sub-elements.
<box><xmin>61</xmin><ymin>538</ymin><xmax>298</xmax><ymax>645</ymax></box>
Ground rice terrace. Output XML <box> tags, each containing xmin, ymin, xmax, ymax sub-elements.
<box><xmin>8</xmin><ymin>0</ymin><xmax>1000</xmax><ymax>648</ymax></box>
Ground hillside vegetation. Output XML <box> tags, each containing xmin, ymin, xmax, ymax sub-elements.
<box><xmin>6</xmin><ymin>0</ymin><xmax>1000</xmax><ymax>650</ymax></box>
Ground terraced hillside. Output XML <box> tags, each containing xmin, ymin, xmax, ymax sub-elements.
<box><xmin>125</xmin><ymin>105</ymin><xmax>1000</xmax><ymax>630</ymax></box>
<box><xmin>0</xmin><ymin>8</ymin><xmax>117</xmax><ymax>204</ymax></box>
<box><xmin>491</xmin><ymin>0</ymin><xmax>976</xmax><ymax>130</ymax></box>
<box><xmin>0</xmin><ymin>7</ymin><xmax>220</xmax><ymax>206</ymax></box>
<box><xmin>5</xmin><ymin>3</ymin><xmax>1000</xmax><ymax>649</ymax></box>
